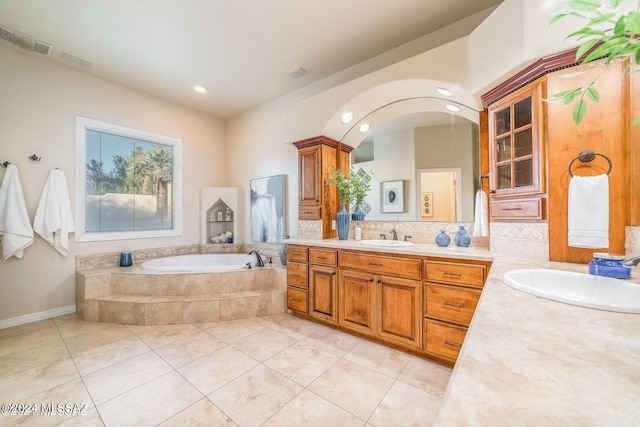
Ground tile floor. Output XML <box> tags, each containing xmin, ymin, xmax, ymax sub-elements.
<box><xmin>0</xmin><ymin>313</ymin><xmax>452</xmax><ymax>426</ymax></box>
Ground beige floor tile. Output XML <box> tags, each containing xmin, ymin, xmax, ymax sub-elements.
<box><xmin>231</xmin><ymin>327</ymin><xmax>298</xmax><ymax>362</ymax></box>
<box><xmin>263</xmin><ymin>389</ymin><xmax>365</xmax><ymax>427</ymax></box>
<box><xmin>254</xmin><ymin>313</ymin><xmax>323</xmax><ymax>339</ymax></box>
<box><xmin>70</xmin><ymin>335</ymin><xmax>150</xmax><ymax>375</ymax></box>
<box><xmin>302</xmin><ymin>325</ymin><xmax>362</xmax><ymax>356</ymax></box>
<box><xmin>133</xmin><ymin>324</ymin><xmax>201</xmax><ymax>349</ymax></box>
<box><xmin>53</xmin><ymin>313</ymin><xmax>82</xmax><ymax>325</ymax></box>
<box><xmin>368</xmin><ymin>381</ymin><xmax>442</xmax><ymax>427</ymax></box>
<box><xmin>265</xmin><ymin>341</ymin><xmax>340</xmax><ymax>386</ymax></box>
<box><xmin>157</xmin><ymin>398</ymin><xmax>237</xmax><ymax>426</ymax></box>
<box><xmin>308</xmin><ymin>359</ymin><xmax>394</xmax><ymax>420</ymax></box>
<box><xmin>209</xmin><ymin>365</ymin><xmax>302</xmax><ymax>427</ymax></box>
<box><xmin>0</xmin><ymin>358</ymin><xmax>79</xmax><ymax>402</ymax></box>
<box><xmin>178</xmin><ymin>345</ymin><xmax>259</xmax><ymax>395</ymax></box>
<box><xmin>0</xmin><ymin>339</ymin><xmax>70</xmax><ymax>379</ymax></box>
<box><xmin>63</xmin><ymin>324</ymin><xmax>135</xmax><ymax>355</ymax></box>
<box><xmin>344</xmin><ymin>340</ymin><xmax>411</xmax><ymax>378</ymax></box>
<box><xmin>154</xmin><ymin>331</ymin><xmax>226</xmax><ymax>368</ymax></box>
<box><xmin>398</xmin><ymin>356</ymin><xmax>452</xmax><ymax>398</ymax></box>
<box><xmin>56</xmin><ymin>320</ymin><xmax>111</xmax><ymax>339</ymax></box>
<box><xmin>96</xmin><ymin>371</ymin><xmax>202</xmax><ymax>427</ymax></box>
<box><xmin>197</xmin><ymin>318</ymin><xmax>265</xmax><ymax>343</ymax></box>
<box><xmin>83</xmin><ymin>351</ymin><xmax>173</xmax><ymax>404</ymax></box>
<box><xmin>56</xmin><ymin>408</ymin><xmax>104</xmax><ymax>426</ymax></box>
<box><xmin>0</xmin><ymin>326</ymin><xmax>61</xmax><ymax>357</ymax></box>
<box><xmin>0</xmin><ymin>319</ymin><xmax>55</xmax><ymax>340</ymax></box>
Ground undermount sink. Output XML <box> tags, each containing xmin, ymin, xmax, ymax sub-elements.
<box><xmin>359</xmin><ymin>239</ymin><xmax>413</xmax><ymax>248</ymax></box>
<box><xmin>503</xmin><ymin>269</ymin><xmax>640</xmax><ymax>314</ymax></box>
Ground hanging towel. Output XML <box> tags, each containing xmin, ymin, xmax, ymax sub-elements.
<box><xmin>33</xmin><ymin>169</ymin><xmax>75</xmax><ymax>256</ymax></box>
<box><xmin>568</xmin><ymin>174</ymin><xmax>609</xmax><ymax>248</ymax></box>
<box><xmin>0</xmin><ymin>164</ymin><xmax>34</xmax><ymax>260</ymax></box>
<box><xmin>473</xmin><ymin>189</ymin><xmax>489</xmax><ymax>237</ymax></box>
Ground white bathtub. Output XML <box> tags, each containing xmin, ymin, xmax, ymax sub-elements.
<box><xmin>141</xmin><ymin>253</ymin><xmax>262</xmax><ymax>272</ymax></box>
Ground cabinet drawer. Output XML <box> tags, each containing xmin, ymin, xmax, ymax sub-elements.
<box><xmin>287</xmin><ymin>287</ymin><xmax>308</xmax><ymax>314</ymax></box>
<box><xmin>490</xmin><ymin>198</ymin><xmax>543</xmax><ymax>220</ymax></box>
<box><xmin>287</xmin><ymin>246</ymin><xmax>308</xmax><ymax>263</ymax></box>
<box><xmin>424</xmin><ymin>319</ymin><xmax>467</xmax><ymax>361</ymax></box>
<box><xmin>424</xmin><ymin>261</ymin><xmax>485</xmax><ymax>288</ymax></box>
<box><xmin>309</xmin><ymin>248</ymin><xmax>337</xmax><ymax>267</ymax></box>
<box><xmin>299</xmin><ymin>205</ymin><xmax>321</xmax><ymax>220</ymax></box>
<box><xmin>287</xmin><ymin>262</ymin><xmax>308</xmax><ymax>289</ymax></box>
<box><xmin>340</xmin><ymin>252</ymin><xmax>421</xmax><ymax>280</ymax></box>
<box><xmin>425</xmin><ymin>284</ymin><xmax>480</xmax><ymax>326</ymax></box>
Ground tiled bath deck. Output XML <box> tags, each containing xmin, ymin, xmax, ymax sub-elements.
<box><xmin>0</xmin><ymin>313</ymin><xmax>451</xmax><ymax>426</ymax></box>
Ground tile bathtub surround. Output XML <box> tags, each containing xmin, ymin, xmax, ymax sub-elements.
<box><xmin>0</xmin><ymin>313</ymin><xmax>451</xmax><ymax>426</ymax></box>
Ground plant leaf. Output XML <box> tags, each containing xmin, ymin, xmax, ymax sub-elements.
<box><xmin>573</xmin><ymin>100</ymin><xmax>588</xmax><ymax>124</ymax></box>
<box><xmin>568</xmin><ymin>0</ymin><xmax>601</xmax><ymax>11</ymax></box>
<box><xmin>633</xmin><ymin>117</ymin><xmax>640</xmax><ymax>126</ymax></box>
<box><xmin>626</xmin><ymin>11</ymin><xmax>640</xmax><ymax>34</ymax></box>
<box><xmin>614</xmin><ymin>15</ymin><xmax>626</xmax><ymax>37</ymax></box>
<box><xmin>576</xmin><ymin>38</ymin><xmax>600</xmax><ymax>60</ymax></box>
<box><xmin>586</xmin><ymin>87</ymin><xmax>600</xmax><ymax>102</ymax></box>
<box><xmin>558</xmin><ymin>70</ymin><xmax>590</xmax><ymax>79</ymax></box>
<box><xmin>550</xmin><ymin>11</ymin><xmax>570</xmax><ymax>25</ymax></box>
<box><xmin>610</xmin><ymin>0</ymin><xmax>622</xmax><ymax>7</ymax></box>
<box><xmin>588</xmin><ymin>12</ymin><xmax>617</xmax><ymax>26</ymax></box>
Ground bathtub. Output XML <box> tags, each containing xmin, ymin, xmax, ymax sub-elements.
<box><xmin>141</xmin><ymin>253</ymin><xmax>262</xmax><ymax>272</ymax></box>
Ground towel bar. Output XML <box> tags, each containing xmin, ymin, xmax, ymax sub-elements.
<box><xmin>568</xmin><ymin>150</ymin><xmax>612</xmax><ymax>177</ymax></box>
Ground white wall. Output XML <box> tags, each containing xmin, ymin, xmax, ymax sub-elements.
<box><xmin>0</xmin><ymin>45</ymin><xmax>226</xmax><ymax>322</ymax></box>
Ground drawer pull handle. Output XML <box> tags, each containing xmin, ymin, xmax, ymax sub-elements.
<box><xmin>444</xmin><ymin>340</ymin><xmax>462</xmax><ymax>349</ymax></box>
<box><xmin>316</xmin><ymin>256</ymin><xmax>328</xmax><ymax>259</ymax></box>
<box><xmin>444</xmin><ymin>302</ymin><xmax>463</xmax><ymax>309</ymax></box>
<box><xmin>291</xmin><ymin>274</ymin><xmax>301</xmax><ymax>277</ymax></box>
<box><xmin>444</xmin><ymin>272</ymin><xmax>462</xmax><ymax>277</ymax></box>
<box><xmin>369</xmin><ymin>278</ymin><xmax>374</xmax><ymax>282</ymax></box>
<box><xmin>369</xmin><ymin>262</ymin><xmax>382</xmax><ymax>267</ymax></box>
<box><xmin>291</xmin><ymin>298</ymin><xmax>301</xmax><ymax>303</ymax></box>
<box><xmin>501</xmin><ymin>207</ymin><xmax>524</xmax><ymax>211</ymax></box>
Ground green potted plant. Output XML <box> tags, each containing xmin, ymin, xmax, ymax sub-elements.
<box><xmin>326</xmin><ymin>167</ymin><xmax>353</xmax><ymax>240</ymax></box>
<box><xmin>350</xmin><ymin>168</ymin><xmax>374</xmax><ymax>220</ymax></box>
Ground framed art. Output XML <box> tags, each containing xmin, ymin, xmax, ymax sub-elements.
<box><xmin>422</xmin><ymin>192</ymin><xmax>433</xmax><ymax>217</ymax></box>
<box><xmin>250</xmin><ymin>174</ymin><xmax>286</xmax><ymax>243</ymax></box>
<box><xmin>381</xmin><ymin>180</ymin><xmax>404</xmax><ymax>213</ymax></box>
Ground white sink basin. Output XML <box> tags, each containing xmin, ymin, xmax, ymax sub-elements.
<box><xmin>359</xmin><ymin>239</ymin><xmax>413</xmax><ymax>248</ymax></box>
<box><xmin>503</xmin><ymin>269</ymin><xmax>640</xmax><ymax>314</ymax></box>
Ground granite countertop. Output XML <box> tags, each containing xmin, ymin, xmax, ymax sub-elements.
<box><xmin>286</xmin><ymin>238</ymin><xmax>640</xmax><ymax>425</ymax></box>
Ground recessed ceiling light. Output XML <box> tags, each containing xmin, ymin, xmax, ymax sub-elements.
<box><xmin>289</xmin><ymin>67</ymin><xmax>308</xmax><ymax>79</ymax></box>
<box><xmin>341</xmin><ymin>112</ymin><xmax>354</xmax><ymax>124</ymax></box>
<box><xmin>193</xmin><ymin>85</ymin><xmax>208</xmax><ymax>93</ymax></box>
<box><xmin>359</xmin><ymin>123</ymin><xmax>370</xmax><ymax>133</ymax></box>
<box><xmin>445</xmin><ymin>104</ymin><xmax>460</xmax><ymax>112</ymax></box>
<box><xmin>436</xmin><ymin>87</ymin><xmax>453</xmax><ymax>97</ymax></box>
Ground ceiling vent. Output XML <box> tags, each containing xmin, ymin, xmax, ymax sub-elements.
<box><xmin>0</xmin><ymin>25</ymin><xmax>53</xmax><ymax>56</ymax></box>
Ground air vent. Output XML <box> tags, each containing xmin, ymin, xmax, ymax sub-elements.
<box><xmin>0</xmin><ymin>25</ymin><xmax>52</xmax><ymax>56</ymax></box>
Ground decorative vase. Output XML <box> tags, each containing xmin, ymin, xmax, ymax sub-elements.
<box><xmin>435</xmin><ymin>230</ymin><xmax>450</xmax><ymax>247</ymax></box>
<box><xmin>336</xmin><ymin>204</ymin><xmax>350</xmax><ymax>240</ymax></box>
<box><xmin>454</xmin><ymin>226</ymin><xmax>471</xmax><ymax>247</ymax></box>
<box><xmin>351</xmin><ymin>204</ymin><xmax>365</xmax><ymax>221</ymax></box>
<box><xmin>279</xmin><ymin>235</ymin><xmax>289</xmax><ymax>265</ymax></box>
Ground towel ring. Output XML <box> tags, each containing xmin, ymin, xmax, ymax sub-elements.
<box><xmin>568</xmin><ymin>150</ymin><xmax>612</xmax><ymax>177</ymax></box>
<box><xmin>0</xmin><ymin>161</ymin><xmax>9</xmax><ymax>168</ymax></box>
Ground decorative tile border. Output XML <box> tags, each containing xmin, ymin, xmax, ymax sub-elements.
<box><xmin>76</xmin><ymin>244</ymin><xmax>201</xmax><ymax>270</ymax></box>
<box><xmin>490</xmin><ymin>222</ymin><xmax>549</xmax><ymax>261</ymax></box>
<box><xmin>626</xmin><ymin>226</ymin><xmax>640</xmax><ymax>256</ymax></box>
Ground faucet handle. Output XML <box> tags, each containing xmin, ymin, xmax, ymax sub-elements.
<box><xmin>404</xmin><ymin>235</ymin><xmax>412</xmax><ymax>242</ymax></box>
<box><xmin>379</xmin><ymin>233</ymin><xmax>386</xmax><ymax>240</ymax></box>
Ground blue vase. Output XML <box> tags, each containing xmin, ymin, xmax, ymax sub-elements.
<box><xmin>435</xmin><ymin>230</ymin><xmax>450</xmax><ymax>247</ymax></box>
<box><xmin>454</xmin><ymin>226</ymin><xmax>471</xmax><ymax>247</ymax></box>
<box><xmin>351</xmin><ymin>205</ymin><xmax>365</xmax><ymax>221</ymax></box>
<box><xmin>336</xmin><ymin>204</ymin><xmax>350</xmax><ymax>240</ymax></box>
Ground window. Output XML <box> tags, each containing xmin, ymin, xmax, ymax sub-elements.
<box><xmin>75</xmin><ymin>117</ymin><xmax>182</xmax><ymax>242</ymax></box>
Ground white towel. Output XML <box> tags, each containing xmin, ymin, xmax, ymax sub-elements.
<box><xmin>473</xmin><ymin>189</ymin><xmax>489</xmax><ymax>237</ymax></box>
<box><xmin>33</xmin><ymin>169</ymin><xmax>75</xmax><ymax>256</ymax></box>
<box><xmin>568</xmin><ymin>174</ymin><xmax>609</xmax><ymax>248</ymax></box>
<box><xmin>0</xmin><ymin>164</ymin><xmax>34</xmax><ymax>260</ymax></box>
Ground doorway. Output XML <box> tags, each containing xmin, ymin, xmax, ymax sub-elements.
<box><xmin>416</xmin><ymin>168</ymin><xmax>461</xmax><ymax>222</ymax></box>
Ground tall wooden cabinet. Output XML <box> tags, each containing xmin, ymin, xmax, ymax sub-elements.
<box><xmin>293</xmin><ymin>136</ymin><xmax>352</xmax><ymax>239</ymax></box>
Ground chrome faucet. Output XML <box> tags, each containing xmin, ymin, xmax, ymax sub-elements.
<box><xmin>248</xmin><ymin>250</ymin><xmax>264</xmax><ymax>267</ymax></box>
<box><xmin>623</xmin><ymin>256</ymin><xmax>640</xmax><ymax>267</ymax></box>
<box><xmin>390</xmin><ymin>229</ymin><xmax>398</xmax><ymax>240</ymax></box>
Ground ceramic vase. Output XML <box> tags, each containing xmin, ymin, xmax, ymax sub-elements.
<box><xmin>279</xmin><ymin>235</ymin><xmax>289</xmax><ymax>265</ymax></box>
<box><xmin>454</xmin><ymin>226</ymin><xmax>471</xmax><ymax>247</ymax></box>
<box><xmin>351</xmin><ymin>204</ymin><xmax>365</xmax><ymax>221</ymax></box>
<box><xmin>435</xmin><ymin>230</ymin><xmax>450</xmax><ymax>247</ymax></box>
<box><xmin>336</xmin><ymin>204</ymin><xmax>350</xmax><ymax>240</ymax></box>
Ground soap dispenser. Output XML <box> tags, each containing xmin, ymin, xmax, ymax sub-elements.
<box><xmin>355</xmin><ymin>223</ymin><xmax>362</xmax><ymax>241</ymax></box>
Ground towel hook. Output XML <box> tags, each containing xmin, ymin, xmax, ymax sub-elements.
<box><xmin>568</xmin><ymin>150</ymin><xmax>612</xmax><ymax>177</ymax></box>
<box><xmin>0</xmin><ymin>161</ymin><xmax>9</xmax><ymax>168</ymax></box>
<box><xmin>28</xmin><ymin>154</ymin><xmax>41</xmax><ymax>162</ymax></box>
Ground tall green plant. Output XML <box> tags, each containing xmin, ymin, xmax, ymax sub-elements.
<box><xmin>548</xmin><ymin>0</ymin><xmax>640</xmax><ymax>125</ymax></box>
<box><xmin>326</xmin><ymin>167</ymin><xmax>353</xmax><ymax>206</ymax></box>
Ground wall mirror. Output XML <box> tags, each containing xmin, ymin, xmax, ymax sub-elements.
<box><xmin>341</xmin><ymin>97</ymin><xmax>480</xmax><ymax>222</ymax></box>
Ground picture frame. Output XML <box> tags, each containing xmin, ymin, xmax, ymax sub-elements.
<box><xmin>381</xmin><ymin>180</ymin><xmax>405</xmax><ymax>213</ymax></box>
<box><xmin>422</xmin><ymin>192</ymin><xmax>433</xmax><ymax>217</ymax></box>
<box><xmin>250</xmin><ymin>174</ymin><xmax>286</xmax><ymax>243</ymax></box>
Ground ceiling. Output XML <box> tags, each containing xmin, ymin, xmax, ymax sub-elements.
<box><xmin>0</xmin><ymin>0</ymin><xmax>502</xmax><ymax>119</ymax></box>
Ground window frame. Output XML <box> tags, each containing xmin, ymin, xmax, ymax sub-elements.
<box><xmin>75</xmin><ymin>116</ymin><xmax>183</xmax><ymax>242</ymax></box>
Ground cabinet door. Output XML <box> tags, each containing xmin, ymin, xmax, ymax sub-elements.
<box><xmin>377</xmin><ymin>275</ymin><xmax>421</xmax><ymax>348</ymax></box>
<box><xmin>298</xmin><ymin>145</ymin><xmax>321</xmax><ymax>207</ymax></box>
<box><xmin>338</xmin><ymin>270</ymin><xmax>375</xmax><ymax>335</ymax></box>
<box><xmin>310</xmin><ymin>265</ymin><xmax>337</xmax><ymax>323</ymax></box>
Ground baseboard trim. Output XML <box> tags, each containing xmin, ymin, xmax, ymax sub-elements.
<box><xmin>0</xmin><ymin>305</ymin><xmax>76</xmax><ymax>330</ymax></box>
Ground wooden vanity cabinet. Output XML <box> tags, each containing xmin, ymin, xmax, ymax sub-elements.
<box><xmin>308</xmin><ymin>248</ymin><xmax>338</xmax><ymax>323</ymax></box>
<box><xmin>286</xmin><ymin>245</ymin><xmax>308</xmax><ymax>314</ymax></box>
